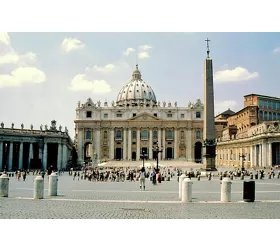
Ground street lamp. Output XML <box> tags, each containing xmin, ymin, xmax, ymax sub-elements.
<box><xmin>152</xmin><ymin>142</ymin><xmax>163</xmax><ymax>173</ymax></box>
<box><xmin>239</xmin><ymin>153</ymin><xmax>246</xmax><ymax>172</ymax></box>
<box><xmin>140</xmin><ymin>150</ymin><xmax>148</xmax><ymax>170</ymax></box>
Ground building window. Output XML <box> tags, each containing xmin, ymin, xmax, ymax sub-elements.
<box><xmin>104</xmin><ymin>131</ymin><xmax>107</xmax><ymax>140</ymax></box>
<box><xmin>86</xmin><ymin>111</ymin><xmax>92</xmax><ymax>118</ymax></box>
<box><xmin>116</xmin><ymin>114</ymin><xmax>122</xmax><ymax>118</ymax></box>
<box><xmin>104</xmin><ymin>113</ymin><xmax>108</xmax><ymax>119</ymax></box>
<box><xmin>196</xmin><ymin>112</ymin><xmax>201</xmax><ymax>118</ymax></box>
<box><xmin>167</xmin><ymin>114</ymin><xmax>172</xmax><ymax>118</ymax></box>
<box><xmin>264</xmin><ymin>111</ymin><xmax>268</xmax><ymax>120</ymax></box>
<box><xmin>180</xmin><ymin>130</ymin><xmax>184</xmax><ymax>139</ymax></box>
<box><xmin>167</xmin><ymin>130</ymin><xmax>173</xmax><ymax>139</ymax></box>
<box><xmin>133</xmin><ymin>113</ymin><xmax>136</xmax><ymax>117</ymax></box>
<box><xmin>86</xmin><ymin>130</ymin><xmax>91</xmax><ymax>139</ymax></box>
<box><xmin>153</xmin><ymin>131</ymin><xmax>157</xmax><ymax>139</ymax></box>
<box><xmin>141</xmin><ymin>130</ymin><xmax>148</xmax><ymax>139</ymax></box>
<box><xmin>132</xmin><ymin>131</ymin><xmax>136</xmax><ymax>139</ymax></box>
<box><xmin>196</xmin><ymin>130</ymin><xmax>201</xmax><ymax>139</ymax></box>
<box><xmin>181</xmin><ymin>114</ymin><xmax>185</xmax><ymax>118</ymax></box>
<box><xmin>154</xmin><ymin>113</ymin><xmax>157</xmax><ymax>117</ymax></box>
<box><xmin>273</xmin><ymin>112</ymin><xmax>277</xmax><ymax>120</ymax></box>
<box><xmin>116</xmin><ymin>130</ymin><xmax>122</xmax><ymax>138</ymax></box>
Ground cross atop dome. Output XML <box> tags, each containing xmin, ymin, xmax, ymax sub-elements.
<box><xmin>132</xmin><ymin>64</ymin><xmax>142</xmax><ymax>80</ymax></box>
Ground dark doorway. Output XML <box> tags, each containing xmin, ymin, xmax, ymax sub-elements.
<box><xmin>116</xmin><ymin>148</ymin><xmax>122</xmax><ymax>160</ymax></box>
<box><xmin>132</xmin><ymin>152</ymin><xmax>136</xmax><ymax>161</ymax></box>
<box><xmin>84</xmin><ymin>142</ymin><xmax>93</xmax><ymax>163</ymax></box>
<box><xmin>22</xmin><ymin>142</ymin><xmax>29</xmax><ymax>170</ymax></box>
<box><xmin>194</xmin><ymin>142</ymin><xmax>202</xmax><ymax>163</ymax></box>
<box><xmin>166</xmin><ymin>148</ymin><xmax>173</xmax><ymax>159</ymax></box>
<box><xmin>47</xmin><ymin>143</ymin><xmax>58</xmax><ymax>170</ymax></box>
<box><xmin>272</xmin><ymin>142</ymin><xmax>280</xmax><ymax>165</ymax></box>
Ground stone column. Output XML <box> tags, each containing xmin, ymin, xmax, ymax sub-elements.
<box><xmin>187</xmin><ymin>128</ymin><xmax>192</xmax><ymax>162</ymax></box>
<box><xmin>149</xmin><ymin>128</ymin><xmax>153</xmax><ymax>160</ymax></box>
<box><xmin>78</xmin><ymin>129</ymin><xmax>83</xmax><ymax>163</ymax></box>
<box><xmin>184</xmin><ymin>129</ymin><xmax>188</xmax><ymax>160</ymax></box>
<box><xmin>262</xmin><ymin>142</ymin><xmax>267</xmax><ymax>167</ymax></box>
<box><xmin>62</xmin><ymin>144</ymin><xmax>68</xmax><ymax>170</ymax></box>
<box><xmin>158</xmin><ymin>128</ymin><xmax>162</xmax><ymax>160</ymax></box>
<box><xmin>174</xmin><ymin>128</ymin><xmax>178</xmax><ymax>159</ymax></box>
<box><xmin>123</xmin><ymin>128</ymin><xmax>127</xmax><ymax>160</ymax></box>
<box><xmin>268</xmin><ymin>142</ymin><xmax>272</xmax><ymax>167</ymax></box>
<box><xmin>28</xmin><ymin>143</ymin><xmax>33</xmax><ymax>169</ymax></box>
<box><xmin>259</xmin><ymin>144</ymin><xmax>262</xmax><ymax>167</ymax></box>
<box><xmin>18</xmin><ymin>142</ymin><xmax>23</xmax><ymax>170</ymax></box>
<box><xmin>95</xmin><ymin>128</ymin><xmax>101</xmax><ymax>162</ymax></box>
<box><xmin>110</xmin><ymin>129</ymin><xmax>114</xmax><ymax>160</ymax></box>
<box><xmin>128</xmin><ymin>128</ymin><xmax>132</xmax><ymax>160</ymax></box>
<box><xmin>136</xmin><ymin>128</ymin><xmax>140</xmax><ymax>160</ymax></box>
<box><xmin>8</xmin><ymin>142</ymin><xmax>13</xmax><ymax>171</ymax></box>
<box><xmin>250</xmin><ymin>145</ymin><xmax>253</xmax><ymax>167</ymax></box>
<box><xmin>43</xmin><ymin>142</ymin><xmax>48</xmax><ymax>170</ymax></box>
<box><xmin>0</xmin><ymin>141</ymin><xmax>3</xmax><ymax>171</ymax></box>
<box><xmin>57</xmin><ymin>143</ymin><xmax>62</xmax><ymax>170</ymax></box>
<box><xmin>162</xmin><ymin>129</ymin><xmax>166</xmax><ymax>159</ymax></box>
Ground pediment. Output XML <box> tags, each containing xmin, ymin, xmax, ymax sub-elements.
<box><xmin>128</xmin><ymin>112</ymin><xmax>160</xmax><ymax>121</ymax></box>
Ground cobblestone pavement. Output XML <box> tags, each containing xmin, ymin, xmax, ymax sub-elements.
<box><xmin>1</xmin><ymin>174</ymin><xmax>280</xmax><ymax>219</ymax></box>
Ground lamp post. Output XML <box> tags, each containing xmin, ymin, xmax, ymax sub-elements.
<box><xmin>239</xmin><ymin>153</ymin><xmax>246</xmax><ymax>172</ymax></box>
<box><xmin>140</xmin><ymin>150</ymin><xmax>148</xmax><ymax>170</ymax></box>
<box><xmin>153</xmin><ymin>142</ymin><xmax>163</xmax><ymax>173</ymax></box>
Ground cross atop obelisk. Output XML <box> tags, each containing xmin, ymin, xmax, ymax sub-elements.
<box><xmin>205</xmin><ymin>38</ymin><xmax>210</xmax><ymax>58</ymax></box>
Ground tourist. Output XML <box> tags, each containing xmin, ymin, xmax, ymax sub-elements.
<box><xmin>23</xmin><ymin>171</ymin><xmax>27</xmax><ymax>181</ymax></box>
<box><xmin>73</xmin><ymin>171</ymin><xmax>77</xmax><ymax>180</ymax></box>
<box><xmin>139</xmin><ymin>167</ymin><xmax>146</xmax><ymax>191</ymax></box>
<box><xmin>152</xmin><ymin>169</ymin><xmax>157</xmax><ymax>185</ymax></box>
<box><xmin>77</xmin><ymin>171</ymin><xmax>80</xmax><ymax>181</ymax></box>
<box><xmin>17</xmin><ymin>171</ymin><xmax>21</xmax><ymax>181</ymax></box>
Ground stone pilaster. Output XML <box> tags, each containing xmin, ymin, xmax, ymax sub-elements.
<box><xmin>187</xmin><ymin>128</ymin><xmax>192</xmax><ymax>162</ymax></box>
<box><xmin>123</xmin><ymin>128</ymin><xmax>127</xmax><ymax>160</ymax></box>
<box><xmin>162</xmin><ymin>129</ymin><xmax>166</xmax><ymax>159</ymax></box>
<box><xmin>128</xmin><ymin>128</ymin><xmax>132</xmax><ymax>160</ymax></box>
<box><xmin>28</xmin><ymin>143</ymin><xmax>33</xmax><ymax>169</ymax></box>
<box><xmin>110</xmin><ymin>129</ymin><xmax>114</xmax><ymax>160</ymax></box>
<box><xmin>268</xmin><ymin>142</ymin><xmax>272</xmax><ymax>167</ymax></box>
<box><xmin>18</xmin><ymin>142</ymin><xmax>23</xmax><ymax>170</ymax></box>
<box><xmin>0</xmin><ymin>141</ymin><xmax>3</xmax><ymax>171</ymax></box>
<box><xmin>95</xmin><ymin>129</ymin><xmax>100</xmax><ymax>162</ymax></box>
<box><xmin>78</xmin><ymin>129</ymin><xmax>83</xmax><ymax>163</ymax></box>
<box><xmin>250</xmin><ymin>145</ymin><xmax>253</xmax><ymax>167</ymax></box>
<box><xmin>62</xmin><ymin>144</ymin><xmax>68</xmax><ymax>169</ymax></box>
<box><xmin>43</xmin><ymin>143</ymin><xmax>47</xmax><ymax>170</ymax></box>
<box><xmin>8</xmin><ymin>142</ymin><xmax>13</xmax><ymax>171</ymax></box>
<box><xmin>158</xmin><ymin>128</ymin><xmax>161</xmax><ymax>160</ymax></box>
<box><xmin>174</xmin><ymin>128</ymin><xmax>177</xmax><ymax>159</ymax></box>
<box><xmin>57</xmin><ymin>143</ymin><xmax>62</xmax><ymax>170</ymax></box>
<box><xmin>136</xmin><ymin>128</ymin><xmax>140</xmax><ymax>160</ymax></box>
<box><xmin>149</xmin><ymin>128</ymin><xmax>153</xmax><ymax>159</ymax></box>
<box><xmin>262</xmin><ymin>143</ymin><xmax>267</xmax><ymax>167</ymax></box>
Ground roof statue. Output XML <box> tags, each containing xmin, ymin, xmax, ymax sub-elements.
<box><xmin>174</xmin><ymin>101</ymin><xmax>177</xmax><ymax>107</ymax></box>
<box><xmin>163</xmin><ymin>101</ymin><xmax>166</xmax><ymax>107</ymax></box>
<box><xmin>158</xmin><ymin>101</ymin><xmax>161</xmax><ymax>107</ymax></box>
<box><xmin>11</xmin><ymin>123</ymin><xmax>14</xmax><ymax>129</ymax></box>
<box><xmin>1</xmin><ymin>122</ymin><xmax>4</xmax><ymax>128</ymax></box>
<box><xmin>97</xmin><ymin>100</ymin><xmax>101</xmax><ymax>107</ymax></box>
<box><xmin>168</xmin><ymin>101</ymin><xmax>171</xmax><ymax>107</ymax></box>
<box><xmin>30</xmin><ymin>124</ymin><xmax>33</xmax><ymax>130</ymax></box>
<box><xmin>40</xmin><ymin>124</ymin><xmax>43</xmax><ymax>131</ymax></box>
<box><xmin>21</xmin><ymin>123</ymin><xmax>24</xmax><ymax>129</ymax></box>
<box><xmin>45</xmin><ymin>125</ymin><xmax>48</xmax><ymax>131</ymax></box>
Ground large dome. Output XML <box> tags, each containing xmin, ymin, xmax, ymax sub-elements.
<box><xmin>116</xmin><ymin>65</ymin><xmax>157</xmax><ymax>107</ymax></box>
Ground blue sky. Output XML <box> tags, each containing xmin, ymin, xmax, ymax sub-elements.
<box><xmin>1</xmin><ymin>32</ymin><xmax>280</xmax><ymax>139</ymax></box>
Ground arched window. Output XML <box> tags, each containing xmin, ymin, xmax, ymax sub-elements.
<box><xmin>132</xmin><ymin>131</ymin><xmax>136</xmax><ymax>139</ymax></box>
<box><xmin>167</xmin><ymin>130</ymin><xmax>173</xmax><ymax>139</ymax></box>
<box><xmin>264</xmin><ymin>111</ymin><xmax>268</xmax><ymax>121</ymax></box>
<box><xmin>269</xmin><ymin>112</ymin><xmax>272</xmax><ymax>120</ymax></box>
<box><xmin>153</xmin><ymin>131</ymin><xmax>157</xmax><ymax>139</ymax></box>
<box><xmin>196</xmin><ymin>130</ymin><xmax>201</xmax><ymax>139</ymax></box>
<box><xmin>180</xmin><ymin>130</ymin><xmax>184</xmax><ymax>139</ymax></box>
<box><xmin>259</xmin><ymin>110</ymin><xmax>263</xmax><ymax>120</ymax></box>
<box><xmin>116</xmin><ymin>130</ymin><xmax>122</xmax><ymax>138</ymax></box>
<box><xmin>141</xmin><ymin>130</ymin><xmax>148</xmax><ymax>139</ymax></box>
<box><xmin>278</xmin><ymin>113</ymin><xmax>280</xmax><ymax>120</ymax></box>
<box><xmin>86</xmin><ymin>130</ymin><xmax>91</xmax><ymax>140</ymax></box>
<box><xmin>104</xmin><ymin>131</ymin><xmax>107</xmax><ymax>140</ymax></box>
<box><xmin>273</xmin><ymin>113</ymin><xmax>277</xmax><ymax>120</ymax></box>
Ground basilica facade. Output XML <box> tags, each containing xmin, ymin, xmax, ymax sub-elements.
<box><xmin>75</xmin><ymin>65</ymin><xmax>205</xmax><ymax>164</ymax></box>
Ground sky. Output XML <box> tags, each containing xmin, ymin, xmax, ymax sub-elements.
<box><xmin>1</xmin><ymin>32</ymin><xmax>280</xmax><ymax>139</ymax></box>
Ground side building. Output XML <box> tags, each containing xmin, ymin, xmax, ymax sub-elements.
<box><xmin>216</xmin><ymin>94</ymin><xmax>280</xmax><ymax>168</ymax></box>
<box><xmin>0</xmin><ymin>120</ymin><xmax>73</xmax><ymax>172</ymax></box>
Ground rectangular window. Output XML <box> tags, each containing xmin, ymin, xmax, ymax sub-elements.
<box><xmin>116</xmin><ymin>114</ymin><xmax>122</xmax><ymax>118</ymax></box>
<box><xmin>133</xmin><ymin>113</ymin><xmax>136</xmax><ymax>117</ymax></box>
<box><xmin>196</xmin><ymin>112</ymin><xmax>201</xmax><ymax>118</ymax></box>
<box><xmin>86</xmin><ymin>111</ymin><xmax>92</xmax><ymax>118</ymax></box>
<box><xmin>181</xmin><ymin>114</ymin><xmax>184</xmax><ymax>118</ymax></box>
<box><xmin>167</xmin><ymin>114</ymin><xmax>172</xmax><ymax>118</ymax></box>
<box><xmin>104</xmin><ymin>113</ymin><xmax>108</xmax><ymax>118</ymax></box>
<box><xmin>154</xmin><ymin>113</ymin><xmax>157</xmax><ymax>117</ymax></box>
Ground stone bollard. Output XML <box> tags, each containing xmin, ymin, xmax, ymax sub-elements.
<box><xmin>182</xmin><ymin>178</ymin><xmax>193</xmax><ymax>203</ymax></box>
<box><xmin>0</xmin><ymin>174</ymin><xmax>9</xmax><ymax>197</ymax></box>
<box><xmin>34</xmin><ymin>176</ymin><xmax>44</xmax><ymax>199</ymax></box>
<box><xmin>179</xmin><ymin>174</ymin><xmax>186</xmax><ymax>199</ymax></box>
<box><xmin>197</xmin><ymin>175</ymin><xmax>200</xmax><ymax>181</ymax></box>
<box><xmin>48</xmin><ymin>172</ymin><xmax>58</xmax><ymax>196</ymax></box>
<box><xmin>221</xmin><ymin>177</ymin><xmax>232</xmax><ymax>202</ymax></box>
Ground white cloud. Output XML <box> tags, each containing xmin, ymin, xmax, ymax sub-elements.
<box><xmin>214</xmin><ymin>67</ymin><xmax>259</xmax><ymax>84</ymax></box>
<box><xmin>273</xmin><ymin>47</ymin><xmax>280</xmax><ymax>53</ymax></box>
<box><xmin>215</xmin><ymin>100</ymin><xmax>238</xmax><ymax>115</ymax></box>
<box><xmin>61</xmin><ymin>37</ymin><xmax>85</xmax><ymax>53</ymax></box>
<box><xmin>138</xmin><ymin>51</ymin><xmax>150</xmax><ymax>59</ymax></box>
<box><xmin>123</xmin><ymin>47</ymin><xmax>135</xmax><ymax>56</ymax></box>
<box><xmin>0</xmin><ymin>67</ymin><xmax>46</xmax><ymax>88</ymax></box>
<box><xmin>69</xmin><ymin>74</ymin><xmax>112</xmax><ymax>93</ymax></box>
<box><xmin>139</xmin><ymin>45</ymin><xmax>152</xmax><ymax>51</ymax></box>
<box><xmin>0</xmin><ymin>53</ymin><xmax>19</xmax><ymax>64</ymax></box>
<box><xmin>20</xmin><ymin>52</ymin><xmax>37</xmax><ymax>64</ymax></box>
<box><xmin>92</xmin><ymin>64</ymin><xmax>115</xmax><ymax>73</ymax></box>
<box><xmin>0</xmin><ymin>32</ymin><xmax>10</xmax><ymax>46</ymax></box>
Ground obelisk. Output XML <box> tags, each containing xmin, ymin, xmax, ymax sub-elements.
<box><xmin>203</xmin><ymin>38</ymin><xmax>217</xmax><ymax>171</ymax></box>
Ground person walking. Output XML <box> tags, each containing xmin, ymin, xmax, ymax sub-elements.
<box><xmin>23</xmin><ymin>171</ymin><xmax>27</xmax><ymax>181</ymax></box>
<box><xmin>139</xmin><ymin>167</ymin><xmax>146</xmax><ymax>191</ymax></box>
<box><xmin>152</xmin><ymin>168</ymin><xmax>157</xmax><ymax>185</ymax></box>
